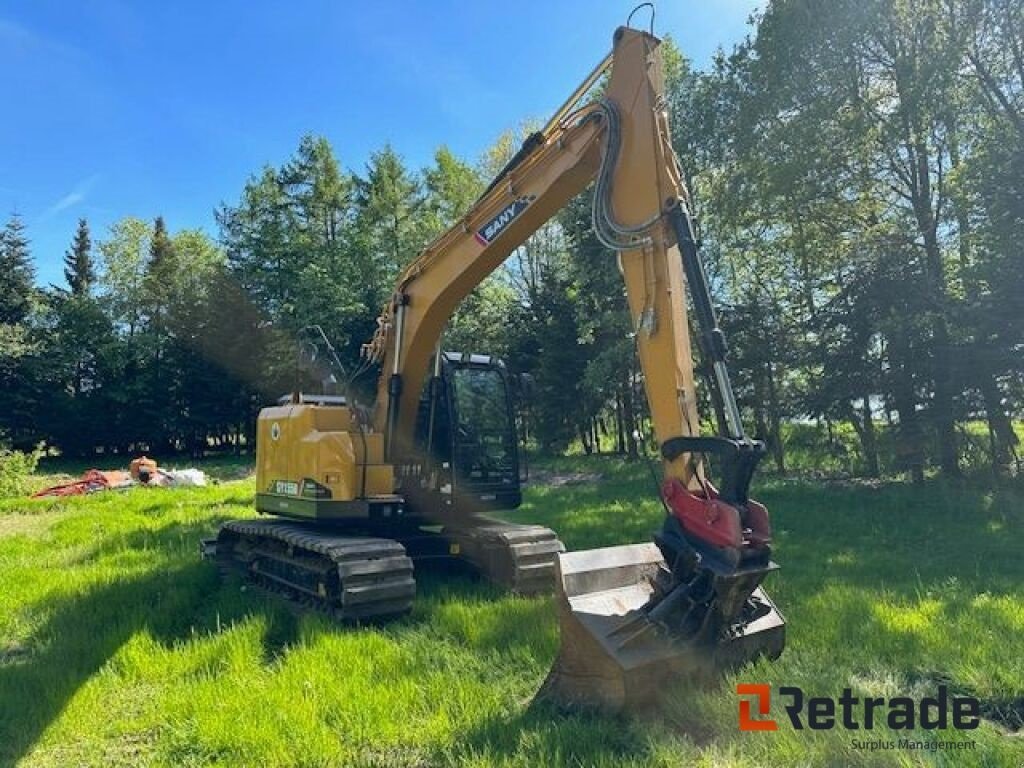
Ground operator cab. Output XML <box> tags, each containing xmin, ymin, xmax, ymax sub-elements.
<box><xmin>409</xmin><ymin>352</ymin><xmax>522</xmax><ymax>517</ymax></box>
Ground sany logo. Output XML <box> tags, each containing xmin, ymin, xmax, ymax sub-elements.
<box><xmin>737</xmin><ymin>684</ymin><xmax>777</xmax><ymax>731</ymax></box>
<box><xmin>474</xmin><ymin>195</ymin><xmax>535</xmax><ymax>246</ymax></box>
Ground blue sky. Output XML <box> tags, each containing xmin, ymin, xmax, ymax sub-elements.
<box><xmin>2</xmin><ymin>1</ymin><xmax>761</xmax><ymax>286</ymax></box>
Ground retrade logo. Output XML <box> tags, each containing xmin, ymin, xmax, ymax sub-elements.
<box><xmin>736</xmin><ymin>684</ymin><xmax>981</xmax><ymax>732</ymax></box>
<box><xmin>737</xmin><ymin>684</ymin><xmax>777</xmax><ymax>731</ymax></box>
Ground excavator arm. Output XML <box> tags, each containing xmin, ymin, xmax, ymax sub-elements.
<box><xmin>357</xmin><ymin>25</ymin><xmax>785</xmax><ymax>711</ymax></box>
<box><xmin>364</xmin><ymin>28</ymin><xmax>702</xmax><ymax>485</ymax></box>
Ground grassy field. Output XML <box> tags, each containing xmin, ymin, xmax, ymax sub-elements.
<box><xmin>0</xmin><ymin>458</ymin><xmax>1022</xmax><ymax>766</ymax></box>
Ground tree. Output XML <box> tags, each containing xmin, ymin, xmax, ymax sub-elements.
<box><xmin>161</xmin><ymin>233</ymin><xmax>244</xmax><ymax>455</ymax></box>
<box><xmin>63</xmin><ymin>218</ymin><xmax>95</xmax><ymax>296</ymax></box>
<box><xmin>0</xmin><ymin>214</ymin><xmax>35</xmax><ymax>325</ymax></box>
<box><xmin>219</xmin><ymin>135</ymin><xmax>380</xmax><ymax>364</ymax></box>
<box><xmin>41</xmin><ymin>289</ymin><xmax>121</xmax><ymax>455</ymax></box>
<box><xmin>144</xmin><ymin>216</ymin><xmax>177</xmax><ymax>350</ymax></box>
<box><xmin>422</xmin><ymin>146</ymin><xmax>483</xmax><ymax>236</ymax></box>
<box><xmin>354</xmin><ymin>144</ymin><xmax>425</xmax><ymax>282</ymax></box>
<box><xmin>0</xmin><ymin>214</ymin><xmax>40</xmax><ymax>447</ymax></box>
<box><xmin>47</xmin><ymin>221</ymin><xmax>110</xmax><ymax>419</ymax></box>
<box><xmin>99</xmin><ymin>217</ymin><xmax>152</xmax><ymax>338</ymax></box>
<box><xmin>671</xmin><ymin>0</ymin><xmax>1021</xmax><ymax>480</ymax></box>
<box><xmin>139</xmin><ymin>216</ymin><xmax>181</xmax><ymax>449</ymax></box>
<box><xmin>951</xmin><ymin>0</ymin><xmax>1024</xmax><ymax>473</ymax></box>
<box><xmin>147</xmin><ymin>217</ymin><xmax>175</xmax><ymax>280</ymax></box>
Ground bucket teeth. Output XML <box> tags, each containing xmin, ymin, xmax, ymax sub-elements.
<box><xmin>537</xmin><ymin>542</ymin><xmax>785</xmax><ymax>713</ymax></box>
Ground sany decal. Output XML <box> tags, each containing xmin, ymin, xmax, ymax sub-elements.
<box><xmin>475</xmin><ymin>195</ymin><xmax>536</xmax><ymax>246</ymax></box>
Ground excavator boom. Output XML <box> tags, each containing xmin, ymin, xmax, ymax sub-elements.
<box><xmin>360</xmin><ymin>26</ymin><xmax>785</xmax><ymax>712</ymax></box>
<box><xmin>363</xmin><ymin>28</ymin><xmax>700</xmax><ymax>482</ymax></box>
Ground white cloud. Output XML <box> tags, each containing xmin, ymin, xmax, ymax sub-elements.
<box><xmin>0</xmin><ymin>16</ymin><xmax>86</xmax><ymax>61</ymax></box>
<box><xmin>0</xmin><ymin>18</ymin><xmax>35</xmax><ymax>47</ymax></box>
<box><xmin>38</xmin><ymin>175</ymin><xmax>99</xmax><ymax>222</ymax></box>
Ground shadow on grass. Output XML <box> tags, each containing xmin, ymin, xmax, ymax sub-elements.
<box><xmin>523</xmin><ymin>471</ymin><xmax>1024</xmax><ymax>595</ymax></box>
<box><xmin>449</xmin><ymin>700</ymin><xmax>661</xmax><ymax>766</ymax></box>
<box><xmin>761</xmin><ymin>479</ymin><xmax>1024</xmax><ymax>596</ymax></box>
<box><xmin>519</xmin><ymin>472</ymin><xmax>1024</xmax><ymax>722</ymax></box>
<box><xmin>0</xmin><ymin>518</ymin><xmax>289</xmax><ymax>766</ymax></box>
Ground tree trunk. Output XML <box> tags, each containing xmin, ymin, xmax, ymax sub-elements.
<box><xmin>910</xmin><ymin>132</ymin><xmax>960</xmax><ymax>478</ymax></box>
<box><xmin>846</xmin><ymin>396</ymin><xmax>880</xmax><ymax>478</ymax></box>
<box><xmin>615</xmin><ymin>392</ymin><xmax>626</xmax><ymax>454</ymax></box>
<box><xmin>622</xmin><ymin>372</ymin><xmax>638</xmax><ymax>458</ymax></box>
<box><xmin>861</xmin><ymin>394</ymin><xmax>879</xmax><ymax>478</ymax></box>
<box><xmin>753</xmin><ymin>399</ymin><xmax>769</xmax><ymax>444</ymax></box>
<box><xmin>579</xmin><ymin>424</ymin><xmax>593</xmax><ymax>455</ymax></box>
<box><xmin>946</xmin><ymin>112</ymin><xmax>1018</xmax><ymax>476</ymax></box>
<box><xmin>980</xmin><ymin>376</ymin><xmax>1019</xmax><ymax>474</ymax></box>
<box><xmin>764</xmin><ymin>361</ymin><xmax>785</xmax><ymax>474</ymax></box>
<box><xmin>887</xmin><ymin>314</ymin><xmax>926</xmax><ymax>483</ymax></box>
<box><xmin>889</xmin><ymin>50</ymin><xmax>959</xmax><ymax>477</ymax></box>
<box><xmin>924</xmin><ymin>252</ymin><xmax>960</xmax><ymax>478</ymax></box>
<box><xmin>752</xmin><ymin>367</ymin><xmax>768</xmax><ymax>437</ymax></box>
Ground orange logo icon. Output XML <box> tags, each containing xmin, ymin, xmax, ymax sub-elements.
<box><xmin>738</xmin><ymin>684</ymin><xmax>778</xmax><ymax>731</ymax></box>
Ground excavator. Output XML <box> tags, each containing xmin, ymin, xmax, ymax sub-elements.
<box><xmin>205</xmin><ymin>20</ymin><xmax>785</xmax><ymax>713</ymax></box>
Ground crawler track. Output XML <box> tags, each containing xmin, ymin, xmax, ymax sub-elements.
<box><xmin>451</xmin><ymin>520</ymin><xmax>565</xmax><ymax>595</ymax></box>
<box><xmin>214</xmin><ymin>519</ymin><xmax>416</xmax><ymax>620</ymax></box>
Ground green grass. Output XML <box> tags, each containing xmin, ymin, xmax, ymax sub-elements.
<box><xmin>0</xmin><ymin>457</ymin><xmax>1022</xmax><ymax>766</ymax></box>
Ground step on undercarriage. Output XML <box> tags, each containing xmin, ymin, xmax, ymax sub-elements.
<box><xmin>205</xmin><ymin>517</ymin><xmax>564</xmax><ymax>619</ymax></box>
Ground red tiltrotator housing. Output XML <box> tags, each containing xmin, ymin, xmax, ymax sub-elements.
<box><xmin>661</xmin><ymin>478</ymin><xmax>771</xmax><ymax>557</ymax></box>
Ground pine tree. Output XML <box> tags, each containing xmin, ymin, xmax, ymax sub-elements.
<box><xmin>0</xmin><ymin>214</ymin><xmax>35</xmax><ymax>324</ymax></box>
<box><xmin>143</xmin><ymin>216</ymin><xmax>178</xmax><ymax>449</ymax></box>
<box><xmin>355</xmin><ymin>145</ymin><xmax>424</xmax><ymax>280</ymax></box>
<box><xmin>63</xmin><ymin>218</ymin><xmax>95</xmax><ymax>296</ymax></box>
<box><xmin>149</xmin><ymin>216</ymin><xmax>174</xmax><ymax>275</ymax></box>
<box><xmin>0</xmin><ymin>214</ymin><xmax>38</xmax><ymax>448</ymax></box>
<box><xmin>145</xmin><ymin>216</ymin><xmax>178</xmax><ymax>334</ymax></box>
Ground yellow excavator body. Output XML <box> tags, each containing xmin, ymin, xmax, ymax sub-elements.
<box><xmin>255</xmin><ymin>403</ymin><xmax>394</xmax><ymax>517</ymax></box>
<box><xmin>208</xmin><ymin>20</ymin><xmax>785</xmax><ymax>712</ymax></box>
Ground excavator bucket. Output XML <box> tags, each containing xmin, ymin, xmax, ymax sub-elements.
<box><xmin>538</xmin><ymin>543</ymin><xmax>785</xmax><ymax>713</ymax></box>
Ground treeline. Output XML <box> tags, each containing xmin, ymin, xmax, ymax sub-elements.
<box><xmin>0</xmin><ymin>138</ymin><xmax>499</xmax><ymax>457</ymax></box>
<box><xmin>677</xmin><ymin>0</ymin><xmax>1024</xmax><ymax>479</ymax></box>
<box><xmin>1</xmin><ymin>0</ymin><xmax>1021</xmax><ymax>480</ymax></box>
<box><xmin>0</xmin><ymin>213</ymin><xmax>257</xmax><ymax>455</ymax></box>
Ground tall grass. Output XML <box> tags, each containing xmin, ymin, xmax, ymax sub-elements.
<box><xmin>0</xmin><ymin>458</ymin><xmax>1021</xmax><ymax>766</ymax></box>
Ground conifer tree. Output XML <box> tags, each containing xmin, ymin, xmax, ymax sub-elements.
<box><xmin>63</xmin><ymin>218</ymin><xmax>95</xmax><ymax>296</ymax></box>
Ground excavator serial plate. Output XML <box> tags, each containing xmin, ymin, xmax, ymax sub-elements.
<box><xmin>539</xmin><ymin>543</ymin><xmax>785</xmax><ymax>713</ymax></box>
